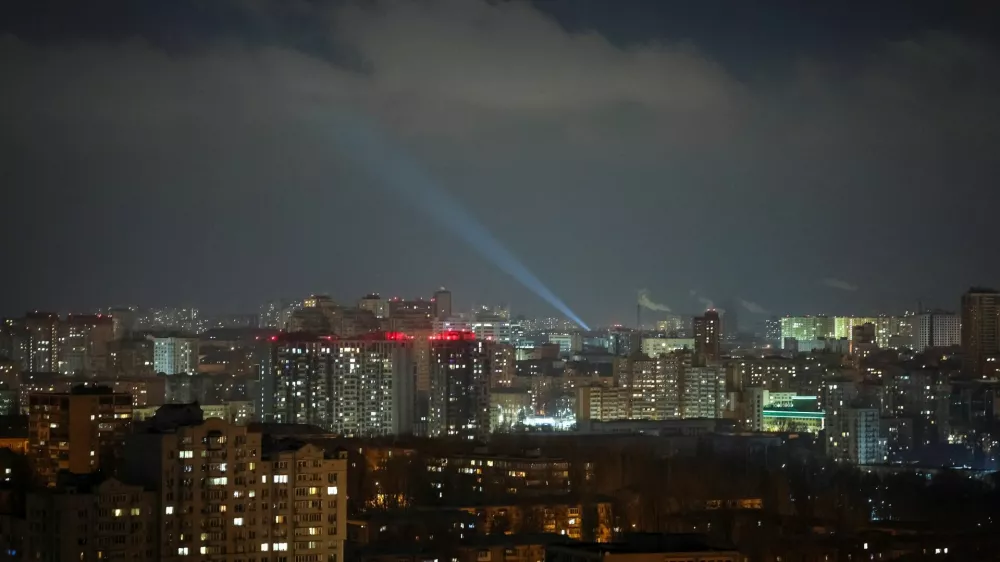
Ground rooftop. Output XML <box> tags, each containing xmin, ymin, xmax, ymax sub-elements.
<box><xmin>553</xmin><ymin>533</ymin><xmax>736</xmax><ymax>555</ymax></box>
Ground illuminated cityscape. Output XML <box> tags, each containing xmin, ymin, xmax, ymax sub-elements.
<box><xmin>4</xmin><ymin>0</ymin><xmax>1000</xmax><ymax>560</ymax></box>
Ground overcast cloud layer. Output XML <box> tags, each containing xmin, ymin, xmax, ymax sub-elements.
<box><xmin>2</xmin><ymin>0</ymin><xmax>999</xmax><ymax>326</ymax></box>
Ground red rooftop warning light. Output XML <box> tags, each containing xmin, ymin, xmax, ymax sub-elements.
<box><xmin>429</xmin><ymin>330</ymin><xmax>476</xmax><ymax>342</ymax></box>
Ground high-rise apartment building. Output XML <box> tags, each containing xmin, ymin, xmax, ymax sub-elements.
<box><xmin>614</xmin><ymin>353</ymin><xmax>684</xmax><ymax>420</ymax></box>
<box><xmin>489</xmin><ymin>343</ymin><xmax>516</xmax><ymax>388</ymax></box>
<box><xmin>58</xmin><ymin>313</ymin><xmax>114</xmax><ymax>375</ymax></box>
<box><xmin>28</xmin><ymin>387</ymin><xmax>133</xmax><ymax>486</ymax></box>
<box><xmin>123</xmin><ymin>411</ymin><xmax>348</xmax><ymax>562</ymax></box>
<box><xmin>726</xmin><ymin>357</ymin><xmax>797</xmax><ymax>392</ymax></box>
<box><xmin>575</xmin><ymin>386</ymin><xmax>631</xmax><ymax>422</ymax></box>
<box><xmin>822</xmin><ymin>380</ymin><xmax>886</xmax><ymax>464</ymax></box>
<box><xmin>693</xmin><ymin>310</ymin><xmax>721</xmax><ymax>364</ymax></box>
<box><xmin>24</xmin><ymin>312</ymin><xmax>59</xmax><ymax>372</ymax></box>
<box><xmin>780</xmin><ymin>316</ymin><xmax>835</xmax><ymax>347</ymax></box>
<box><xmin>265</xmin><ymin>333</ymin><xmax>415</xmax><ymax>436</ymax></box>
<box><xmin>846</xmin><ymin>407</ymin><xmax>885</xmax><ymax>465</ymax></box>
<box><xmin>23</xmin><ymin>474</ymin><xmax>157</xmax><ymax>561</ymax></box>
<box><xmin>764</xmin><ymin>317</ymin><xmax>781</xmax><ymax>344</ymax></box>
<box><xmin>152</xmin><ymin>336</ymin><xmax>200</xmax><ymax>375</ymax></box>
<box><xmin>681</xmin><ymin>366</ymin><xmax>725</xmax><ymax>419</ymax></box>
<box><xmin>433</xmin><ymin>288</ymin><xmax>453</xmax><ymax>320</ymax></box>
<box><xmin>915</xmin><ymin>310</ymin><xmax>961</xmax><ymax>350</ymax></box>
<box><xmin>832</xmin><ymin>317</ymin><xmax>878</xmax><ymax>340</ymax></box>
<box><xmin>428</xmin><ymin>332</ymin><xmax>493</xmax><ymax>440</ymax></box>
<box><xmin>1</xmin><ymin>318</ymin><xmax>30</xmax><ymax>372</ymax></box>
<box><xmin>961</xmin><ymin>288</ymin><xmax>1000</xmax><ymax>377</ymax></box>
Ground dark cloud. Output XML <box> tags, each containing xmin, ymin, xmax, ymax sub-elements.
<box><xmin>1</xmin><ymin>0</ymin><xmax>998</xmax><ymax>322</ymax></box>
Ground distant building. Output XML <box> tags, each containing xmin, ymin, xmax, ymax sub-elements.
<box><xmin>27</xmin><ymin>387</ymin><xmax>133</xmax><ymax>486</ymax></box>
<box><xmin>107</xmin><ymin>307</ymin><xmax>137</xmax><ymax>339</ymax></box>
<box><xmin>108</xmin><ymin>337</ymin><xmax>155</xmax><ymax>377</ymax></box>
<box><xmin>24</xmin><ymin>312</ymin><xmax>59</xmax><ymax>373</ymax></box>
<box><xmin>780</xmin><ymin>316</ymin><xmax>835</xmax><ymax>347</ymax></box>
<box><xmin>265</xmin><ymin>333</ymin><xmax>415</xmax><ymax>436</ymax></box>
<box><xmin>640</xmin><ymin>337</ymin><xmax>694</xmax><ymax>357</ymax></box>
<box><xmin>151</xmin><ymin>335</ymin><xmax>199</xmax><ymax>375</ymax></box>
<box><xmin>548</xmin><ymin>333</ymin><xmax>582</xmax><ymax>355</ymax></box>
<box><xmin>433</xmin><ymin>288</ymin><xmax>453</xmax><ymax>320</ymax></box>
<box><xmin>846</xmin><ymin>407</ymin><xmax>885</xmax><ymax>465</ymax></box>
<box><xmin>764</xmin><ymin>316</ymin><xmax>781</xmax><ymax>343</ymax></box>
<box><xmin>576</xmin><ymin>386</ymin><xmax>630</xmax><ymax>423</ymax></box>
<box><xmin>23</xmin><ymin>475</ymin><xmax>156</xmax><ymax>561</ymax></box>
<box><xmin>961</xmin><ymin>288</ymin><xmax>1000</xmax><ymax>377</ymax></box>
<box><xmin>259</xmin><ymin>299</ymin><xmax>294</xmax><ymax>329</ymax></box>
<box><xmin>915</xmin><ymin>310</ymin><xmax>961</xmax><ymax>349</ymax></box>
<box><xmin>358</xmin><ymin>293</ymin><xmax>388</xmax><ymax>319</ymax></box>
<box><xmin>57</xmin><ymin>314</ymin><xmax>114</xmax><ymax>375</ymax></box>
<box><xmin>681</xmin><ymin>366</ymin><xmax>725</xmax><ymax>419</ymax></box>
<box><xmin>429</xmin><ymin>333</ymin><xmax>494</xmax><ymax>440</ymax></box>
<box><xmin>692</xmin><ymin>311</ymin><xmax>720</xmax><ymax>364</ymax></box>
<box><xmin>616</xmin><ymin>353</ymin><xmax>685</xmax><ymax>421</ymax></box>
<box><xmin>123</xmin><ymin>413</ymin><xmax>348</xmax><ymax>562</ymax></box>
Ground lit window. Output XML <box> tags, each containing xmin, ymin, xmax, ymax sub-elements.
<box><xmin>234</xmin><ymin>518</ymin><xmax>243</xmax><ymax>526</ymax></box>
<box><xmin>130</xmin><ymin>508</ymin><xmax>140</xmax><ymax>516</ymax></box>
<box><xmin>179</xmin><ymin>451</ymin><xmax>193</xmax><ymax>459</ymax></box>
<box><xmin>177</xmin><ymin>547</ymin><xmax>189</xmax><ymax>555</ymax></box>
<box><xmin>274</xmin><ymin>475</ymin><xmax>288</xmax><ymax>484</ymax></box>
<box><xmin>261</xmin><ymin>544</ymin><xmax>269</xmax><ymax>552</ymax></box>
<box><xmin>113</xmin><ymin>509</ymin><xmax>122</xmax><ymax>517</ymax></box>
<box><xmin>165</xmin><ymin>506</ymin><xmax>174</xmax><ymax>515</ymax></box>
<box><xmin>327</xmin><ymin>486</ymin><xmax>338</xmax><ymax>495</ymax></box>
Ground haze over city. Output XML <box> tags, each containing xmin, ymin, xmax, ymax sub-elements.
<box><xmin>3</xmin><ymin>0</ymin><xmax>1000</xmax><ymax>323</ymax></box>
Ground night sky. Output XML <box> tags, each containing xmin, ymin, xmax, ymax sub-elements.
<box><xmin>2</xmin><ymin>0</ymin><xmax>999</xmax><ymax>325</ymax></box>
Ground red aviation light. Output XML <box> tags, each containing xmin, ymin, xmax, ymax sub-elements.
<box><xmin>383</xmin><ymin>331</ymin><xmax>409</xmax><ymax>341</ymax></box>
<box><xmin>429</xmin><ymin>330</ymin><xmax>476</xmax><ymax>342</ymax></box>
